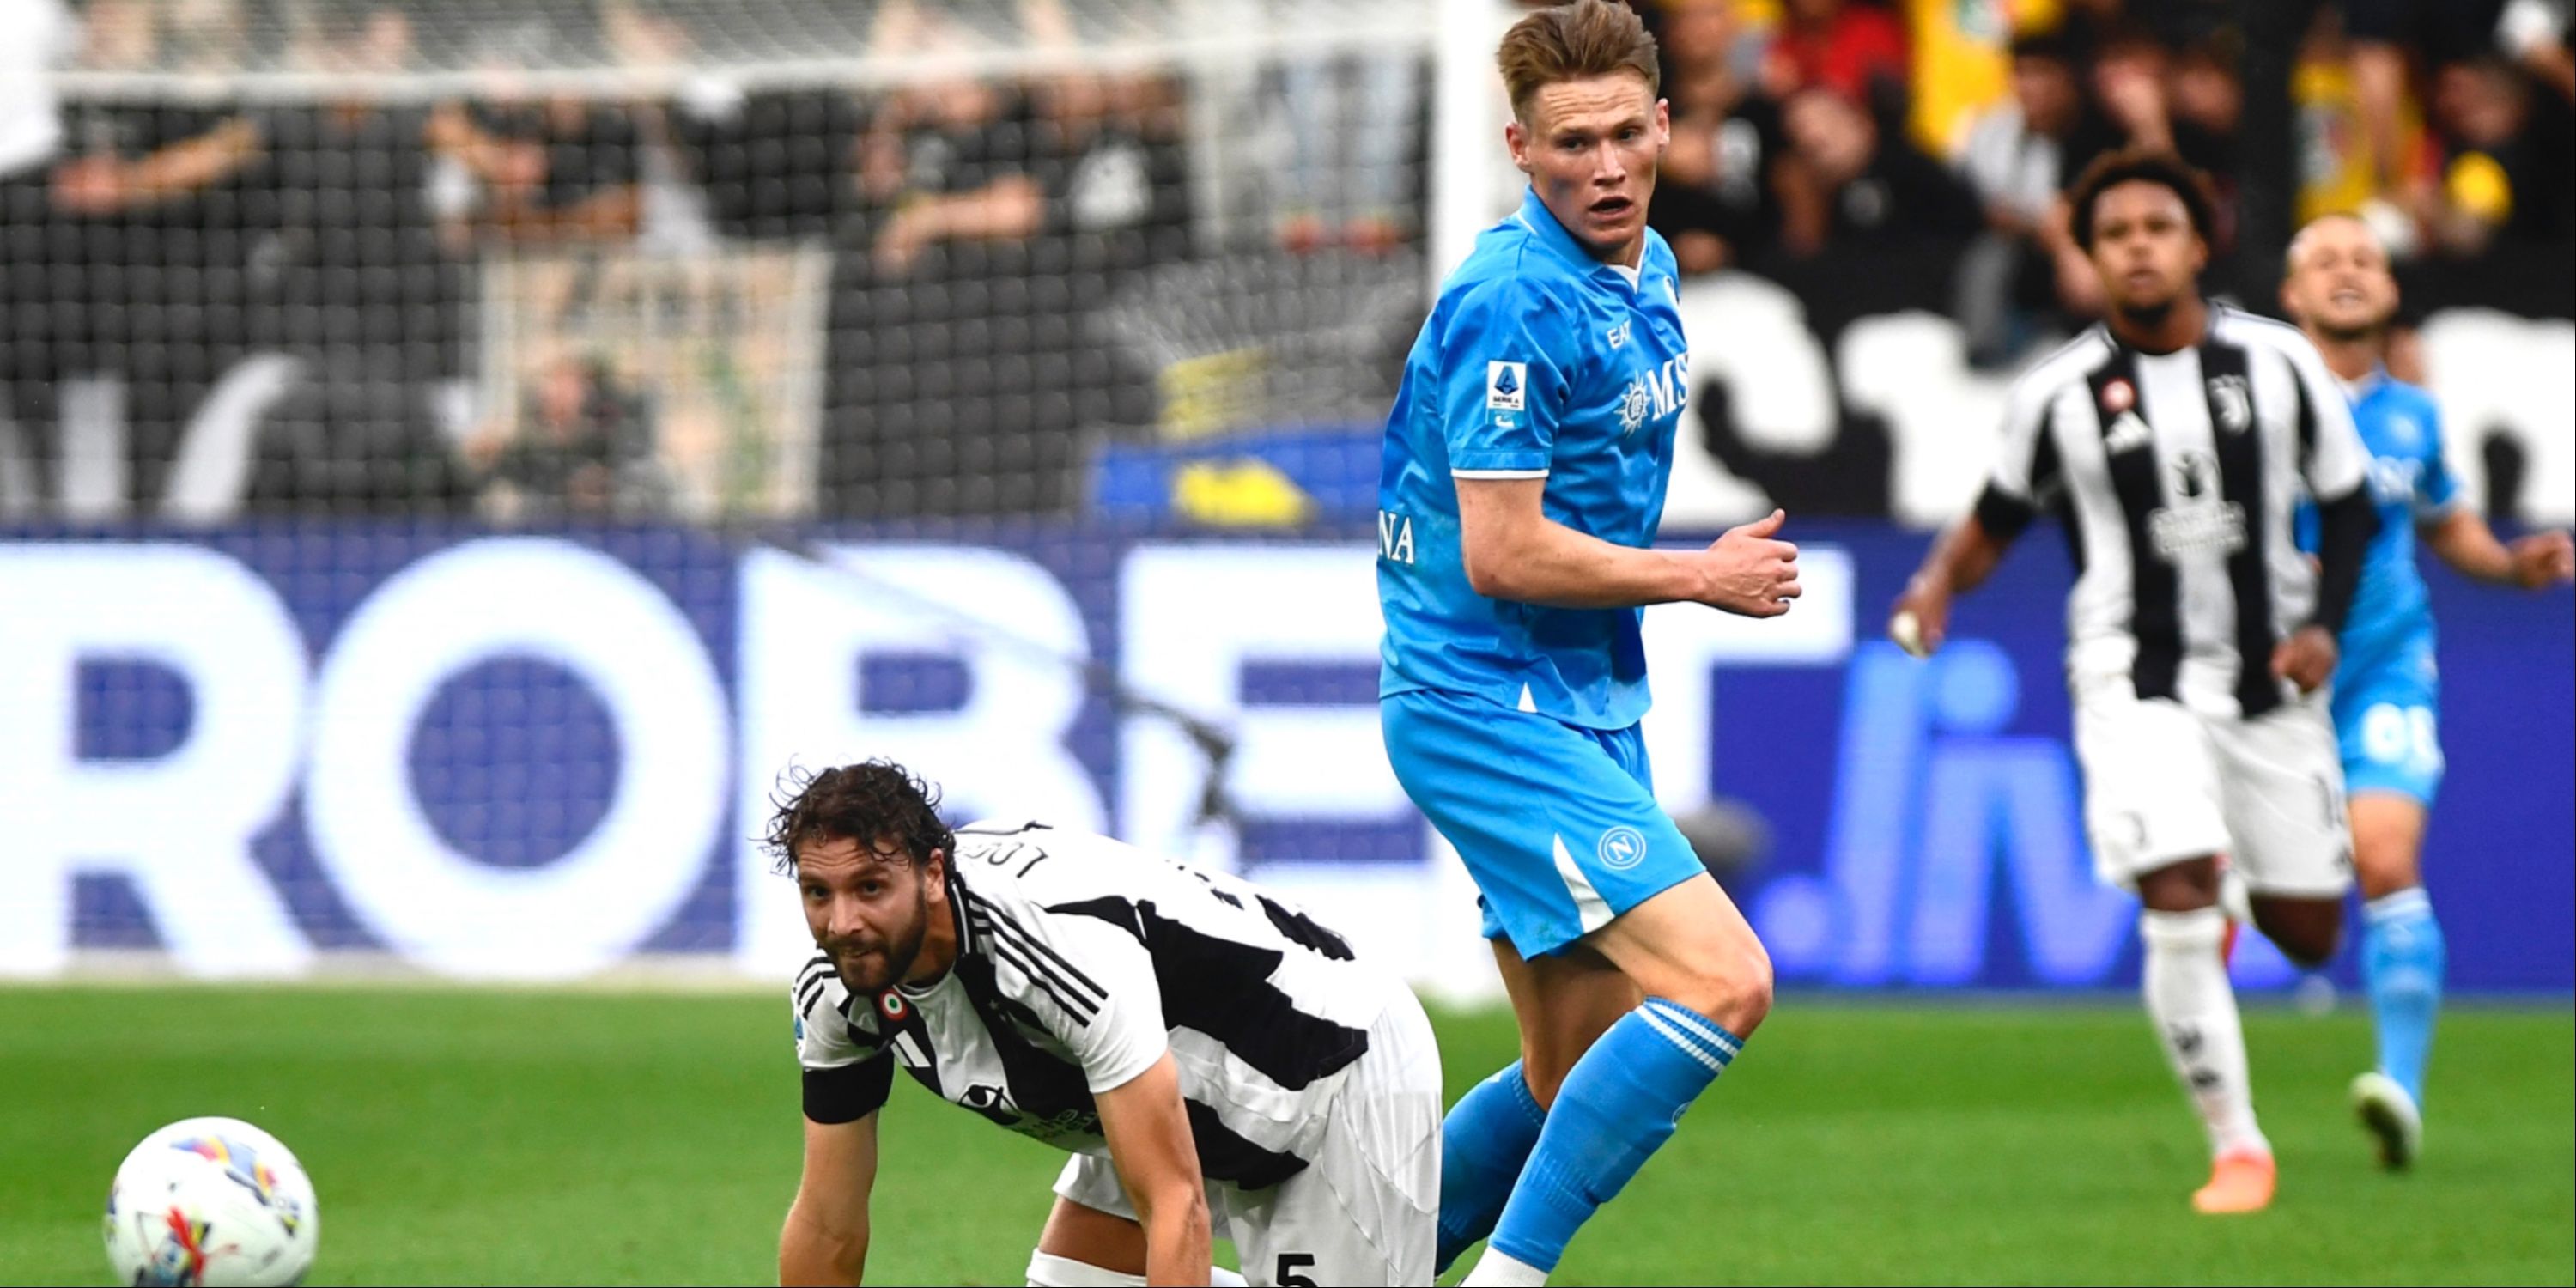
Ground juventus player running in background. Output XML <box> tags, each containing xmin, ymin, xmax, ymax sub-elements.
<box><xmin>2279</xmin><ymin>214</ymin><xmax>2576</xmax><ymax>1168</ymax></box>
<box><xmin>1891</xmin><ymin>149</ymin><xmax>2379</xmax><ymax>1215</ymax></box>
<box><xmin>1378</xmin><ymin>4</ymin><xmax>1798</xmax><ymax>1285</ymax></box>
<box><xmin>772</xmin><ymin>762</ymin><xmax>1441</xmax><ymax>1287</ymax></box>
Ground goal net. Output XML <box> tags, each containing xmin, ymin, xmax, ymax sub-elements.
<box><xmin>9</xmin><ymin>0</ymin><xmax>1496</xmax><ymax>983</ymax></box>
<box><xmin>15</xmin><ymin>0</ymin><xmax>1442</xmax><ymax>524</ymax></box>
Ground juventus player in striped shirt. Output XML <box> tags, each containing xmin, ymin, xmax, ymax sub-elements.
<box><xmin>1890</xmin><ymin>149</ymin><xmax>2379</xmax><ymax>1215</ymax></box>
<box><xmin>770</xmin><ymin>762</ymin><xmax>1441</xmax><ymax>1287</ymax></box>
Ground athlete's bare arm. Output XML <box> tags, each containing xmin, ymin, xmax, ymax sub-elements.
<box><xmin>1456</xmin><ymin>477</ymin><xmax>1800</xmax><ymax>615</ymax></box>
<box><xmin>2421</xmin><ymin>511</ymin><xmax>2576</xmax><ymax>589</ymax></box>
<box><xmin>1091</xmin><ymin>1052</ymin><xmax>1213</xmax><ymax>1286</ymax></box>
<box><xmin>1888</xmin><ymin>511</ymin><xmax>2017</xmax><ymax>656</ymax></box>
<box><xmin>780</xmin><ymin>1112</ymin><xmax>879</xmax><ymax>1286</ymax></box>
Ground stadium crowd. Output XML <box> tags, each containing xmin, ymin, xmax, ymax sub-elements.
<box><xmin>0</xmin><ymin>0</ymin><xmax>2569</xmax><ymax>521</ymax></box>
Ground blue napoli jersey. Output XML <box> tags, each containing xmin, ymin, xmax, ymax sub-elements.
<box><xmin>1376</xmin><ymin>188</ymin><xmax>1691</xmax><ymax>730</ymax></box>
<box><xmin>2297</xmin><ymin>370</ymin><xmax>2460</xmax><ymax>665</ymax></box>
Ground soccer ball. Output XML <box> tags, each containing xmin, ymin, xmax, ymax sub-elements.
<box><xmin>103</xmin><ymin>1117</ymin><xmax>319</xmax><ymax>1287</ymax></box>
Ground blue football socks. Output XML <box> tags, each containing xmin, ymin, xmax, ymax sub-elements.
<box><xmin>1437</xmin><ymin>1060</ymin><xmax>1549</xmax><ymax>1273</ymax></box>
<box><xmin>1485</xmin><ymin>999</ymin><xmax>1741</xmax><ymax>1274</ymax></box>
<box><xmin>2363</xmin><ymin>887</ymin><xmax>2445</xmax><ymax>1106</ymax></box>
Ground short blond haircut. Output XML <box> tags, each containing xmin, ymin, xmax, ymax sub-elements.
<box><xmin>1497</xmin><ymin>1</ymin><xmax>1661</xmax><ymax>121</ymax></box>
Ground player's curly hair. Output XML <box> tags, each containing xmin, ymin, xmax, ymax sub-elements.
<box><xmin>762</xmin><ymin>760</ymin><xmax>956</xmax><ymax>877</ymax></box>
<box><xmin>2065</xmin><ymin>146</ymin><xmax>2220</xmax><ymax>254</ymax></box>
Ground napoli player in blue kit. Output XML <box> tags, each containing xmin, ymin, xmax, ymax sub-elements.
<box><xmin>1376</xmin><ymin>4</ymin><xmax>1801</xmax><ymax>1284</ymax></box>
<box><xmin>2281</xmin><ymin>214</ymin><xmax>2575</xmax><ymax>1168</ymax></box>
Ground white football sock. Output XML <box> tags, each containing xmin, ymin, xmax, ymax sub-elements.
<box><xmin>2141</xmin><ymin>908</ymin><xmax>2269</xmax><ymax>1159</ymax></box>
<box><xmin>1461</xmin><ymin>1247</ymin><xmax>1550</xmax><ymax>1287</ymax></box>
<box><xmin>1209</xmin><ymin>1269</ymin><xmax>1248</xmax><ymax>1287</ymax></box>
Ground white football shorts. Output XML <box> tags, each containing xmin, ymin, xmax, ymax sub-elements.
<box><xmin>2072</xmin><ymin>677</ymin><xmax>2354</xmax><ymax>898</ymax></box>
<box><xmin>1050</xmin><ymin>981</ymin><xmax>1442</xmax><ymax>1286</ymax></box>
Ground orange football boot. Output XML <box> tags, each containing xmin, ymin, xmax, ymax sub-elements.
<box><xmin>2191</xmin><ymin>1148</ymin><xmax>2276</xmax><ymax>1214</ymax></box>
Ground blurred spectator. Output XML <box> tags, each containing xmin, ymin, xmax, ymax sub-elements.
<box><xmin>1898</xmin><ymin>0</ymin><xmax>2064</xmax><ymax>160</ymax></box>
<box><xmin>2496</xmin><ymin>0</ymin><xmax>2576</xmax><ymax>102</ymax></box>
<box><xmin>828</xmin><ymin>68</ymin><xmax>1066</xmax><ymax>517</ymax></box>
<box><xmin>1959</xmin><ymin>30</ymin><xmax>2120</xmax><ymax>233</ymax></box>
<box><xmin>605</xmin><ymin>0</ymin><xmax>848</xmax><ymax>248</ymax></box>
<box><xmin>633</xmin><ymin>0</ymin><xmax>868</xmax><ymax>249</ymax></box>
<box><xmin>0</xmin><ymin>0</ymin><xmax>78</xmax><ymax>513</ymax></box>
<box><xmin>854</xmin><ymin>78</ymin><xmax>1044</xmax><ymax>274</ymax></box>
<box><xmin>2293</xmin><ymin>6</ymin><xmax>2431</xmax><ymax>232</ymax></box>
<box><xmin>1031</xmin><ymin>72</ymin><xmax>1192</xmax><ymax>277</ymax></box>
<box><xmin>428</xmin><ymin>93</ymin><xmax>646</xmax><ymax>245</ymax></box>
<box><xmin>1277</xmin><ymin>42</ymin><xmax>1422</xmax><ymax>254</ymax></box>
<box><xmin>1760</xmin><ymin>0</ymin><xmax>1911</xmax><ymax>107</ymax></box>
<box><xmin>2086</xmin><ymin>26</ymin><xmax>2176</xmax><ymax>155</ymax></box>
<box><xmin>2166</xmin><ymin>37</ymin><xmax>2243</xmax><ymax>182</ymax></box>
<box><xmin>2053</xmin><ymin>0</ymin><xmax>2228</xmax><ymax>61</ymax></box>
<box><xmin>1953</xmin><ymin>29</ymin><xmax>2119</xmax><ymax>363</ymax></box>
<box><xmin>2341</xmin><ymin>0</ymin><xmax>2508</xmax><ymax>198</ymax></box>
<box><xmin>44</xmin><ymin>0</ymin><xmax>264</xmax><ymax>517</ymax></box>
<box><xmin>1650</xmin><ymin>0</ymin><xmax>1783</xmax><ymax>274</ymax></box>
<box><xmin>1029</xmin><ymin>71</ymin><xmax>1190</xmax><ymax>440</ymax></box>
<box><xmin>666</xmin><ymin>84</ymin><xmax>866</xmax><ymax>243</ymax></box>
<box><xmin>2419</xmin><ymin>56</ymin><xmax>2575</xmax><ymax>253</ymax></box>
<box><xmin>466</xmin><ymin>353</ymin><xmax>661</xmax><ymax>522</ymax></box>
<box><xmin>1777</xmin><ymin>88</ymin><xmax>1982</xmax><ymax>256</ymax></box>
<box><xmin>245</xmin><ymin>0</ymin><xmax>470</xmax><ymax>514</ymax></box>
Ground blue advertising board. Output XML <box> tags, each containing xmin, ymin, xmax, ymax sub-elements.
<box><xmin>3</xmin><ymin>523</ymin><xmax>2566</xmax><ymax>992</ymax></box>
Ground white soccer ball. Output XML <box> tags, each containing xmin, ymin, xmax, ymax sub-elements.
<box><xmin>103</xmin><ymin>1117</ymin><xmax>319</xmax><ymax>1287</ymax></box>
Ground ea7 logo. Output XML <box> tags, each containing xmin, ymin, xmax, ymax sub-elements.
<box><xmin>1486</xmin><ymin>361</ymin><xmax>1527</xmax><ymax>411</ymax></box>
<box><xmin>2208</xmin><ymin>374</ymin><xmax>2251</xmax><ymax>434</ymax></box>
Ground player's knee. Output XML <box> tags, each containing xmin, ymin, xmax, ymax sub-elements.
<box><xmin>2354</xmin><ymin>857</ymin><xmax>2417</xmax><ymax>903</ymax></box>
<box><xmin>2350</xmin><ymin>832</ymin><xmax>2423</xmax><ymax>902</ymax></box>
<box><xmin>2275</xmin><ymin>927</ymin><xmax>2340</xmax><ymax>969</ymax></box>
<box><xmin>2135</xmin><ymin>857</ymin><xmax>2221</xmax><ymax>912</ymax></box>
<box><xmin>2254</xmin><ymin>902</ymin><xmax>2342</xmax><ymax>968</ymax></box>
<box><xmin>1662</xmin><ymin>938</ymin><xmax>1772</xmax><ymax>1037</ymax></box>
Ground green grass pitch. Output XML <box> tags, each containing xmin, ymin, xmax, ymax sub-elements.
<box><xmin>3</xmin><ymin>987</ymin><xmax>2567</xmax><ymax>1285</ymax></box>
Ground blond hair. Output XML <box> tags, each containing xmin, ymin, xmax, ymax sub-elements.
<box><xmin>1497</xmin><ymin>1</ymin><xmax>1661</xmax><ymax>121</ymax></box>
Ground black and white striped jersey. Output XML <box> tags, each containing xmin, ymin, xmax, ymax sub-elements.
<box><xmin>1974</xmin><ymin>307</ymin><xmax>2372</xmax><ymax>718</ymax></box>
<box><xmin>791</xmin><ymin>823</ymin><xmax>1391</xmax><ymax>1189</ymax></box>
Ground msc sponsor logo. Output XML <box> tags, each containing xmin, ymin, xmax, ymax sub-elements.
<box><xmin>1619</xmin><ymin>354</ymin><xmax>1689</xmax><ymax>436</ymax></box>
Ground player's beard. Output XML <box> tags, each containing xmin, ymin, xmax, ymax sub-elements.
<box><xmin>823</xmin><ymin>882</ymin><xmax>933</xmax><ymax>995</ymax></box>
<box><xmin>2111</xmin><ymin>293</ymin><xmax>2178</xmax><ymax>333</ymax></box>
<box><xmin>2314</xmin><ymin>316</ymin><xmax>2387</xmax><ymax>346</ymax></box>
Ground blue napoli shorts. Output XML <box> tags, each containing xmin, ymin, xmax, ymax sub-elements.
<box><xmin>2332</xmin><ymin>633</ymin><xmax>2445</xmax><ymax>806</ymax></box>
<box><xmin>1382</xmin><ymin>687</ymin><xmax>1702</xmax><ymax>957</ymax></box>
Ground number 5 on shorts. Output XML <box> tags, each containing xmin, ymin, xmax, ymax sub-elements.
<box><xmin>1275</xmin><ymin>1252</ymin><xmax>1316</xmax><ymax>1287</ymax></box>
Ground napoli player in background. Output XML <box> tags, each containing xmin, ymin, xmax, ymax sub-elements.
<box><xmin>2280</xmin><ymin>214</ymin><xmax>2576</xmax><ymax>1168</ymax></box>
<box><xmin>1376</xmin><ymin>3</ymin><xmax>1801</xmax><ymax>1284</ymax></box>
